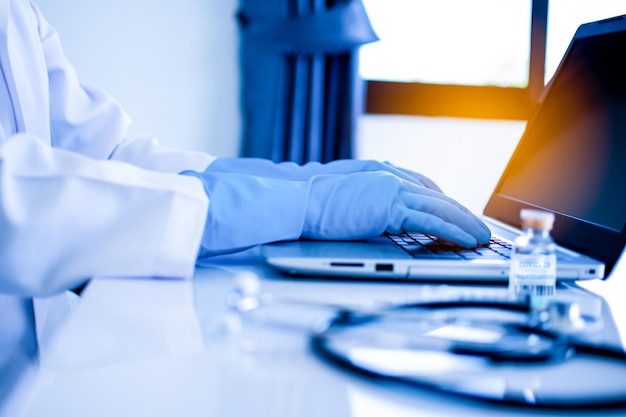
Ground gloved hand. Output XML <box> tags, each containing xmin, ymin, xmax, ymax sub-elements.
<box><xmin>181</xmin><ymin>169</ymin><xmax>490</xmax><ymax>257</ymax></box>
<box><xmin>303</xmin><ymin>171</ymin><xmax>490</xmax><ymax>247</ymax></box>
<box><xmin>206</xmin><ymin>157</ymin><xmax>443</xmax><ymax>192</ymax></box>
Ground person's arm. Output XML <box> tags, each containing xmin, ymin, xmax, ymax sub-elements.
<box><xmin>0</xmin><ymin>3</ymin><xmax>215</xmax><ymax>298</ymax></box>
<box><xmin>0</xmin><ymin>135</ymin><xmax>208</xmax><ymax>297</ymax></box>
<box><xmin>182</xmin><ymin>168</ymin><xmax>490</xmax><ymax>257</ymax></box>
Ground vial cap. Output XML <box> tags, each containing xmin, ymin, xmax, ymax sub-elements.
<box><xmin>520</xmin><ymin>209</ymin><xmax>555</xmax><ymax>230</ymax></box>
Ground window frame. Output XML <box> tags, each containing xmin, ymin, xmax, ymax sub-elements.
<box><xmin>364</xmin><ymin>0</ymin><xmax>548</xmax><ymax>120</ymax></box>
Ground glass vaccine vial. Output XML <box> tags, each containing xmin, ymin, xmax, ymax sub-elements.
<box><xmin>508</xmin><ymin>209</ymin><xmax>557</xmax><ymax>308</ymax></box>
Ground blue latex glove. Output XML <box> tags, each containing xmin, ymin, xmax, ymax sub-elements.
<box><xmin>302</xmin><ymin>171</ymin><xmax>491</xmax><ymax>246</ymax></box>
<box><xmin>181</xmin><ymin>169</ymin><xmax>490</xmax><ymax>257</ymax></box>
<box><xmin>180</xmin><ymin>171</ymin><xmax>310</xmax><ymax>256</ymax></box>
<box><xmin>206</xmin><ymin>157</ymin><xmax>443</xmax><ymax>192</ymax></box>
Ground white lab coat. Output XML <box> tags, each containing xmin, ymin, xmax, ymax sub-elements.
<box><xmin>0</xmin><ymin>1</ymin><xmax>217</xmax><ymax>396</ymax></box>
<box><xmin>0</xmin><ymin>0</ymin><xmax>216</xmax><ymax>296</ymax></box>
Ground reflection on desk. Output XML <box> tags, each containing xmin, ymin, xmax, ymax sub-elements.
<box><xmin>8</xmin><ymin>250</ymin><xmax>626</xmax><ymax>417</ymax></box>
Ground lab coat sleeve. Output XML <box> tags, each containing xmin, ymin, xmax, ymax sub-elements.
<box><xmin>31</xmin><ymin>1</ymin><xmax>216</xmax><ymax>173</ymax></box>
<box><xmin>0</xmin><ymin>134</ymin><xmax>209</xmax><ymax>297</ymax></box>
<box><xmin>109</xmin><ymin>136</ymin><xmax>217</xmax><ymax>174</ymax></box>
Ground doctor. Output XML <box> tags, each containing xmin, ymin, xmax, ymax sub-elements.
<box><xmin>0</xmin><ymin>1</ymin><xmax>492</xmax><ymax>409</ymax></box>
<box><xmin>0</xmin><ymin>0</ymin><xmax>490</xmax><ymax>296</ymax></box>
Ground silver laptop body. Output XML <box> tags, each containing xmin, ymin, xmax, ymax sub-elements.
<box><xmin>261</xmin><ymin>15</ymin><xmax>626</xmax><ymax>282</ymax></box>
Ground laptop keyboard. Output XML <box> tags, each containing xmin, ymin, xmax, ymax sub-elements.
<box><xmin>386</xmin><ymin>232</ymin><xmax>512</xmax><ymax>260</ymax></box>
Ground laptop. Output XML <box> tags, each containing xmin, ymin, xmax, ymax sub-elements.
<box><xmin>260</xmin><ymin>15</ymin><xmax>626</xmax><ymax>282</ymax></box>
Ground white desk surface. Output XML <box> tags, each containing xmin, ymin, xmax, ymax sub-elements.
<box><xmin>11</xmin><ymin>250</ymin><xmax>626</xmax><ymax>417</ymax></box>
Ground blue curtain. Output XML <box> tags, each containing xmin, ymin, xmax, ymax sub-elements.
<box><xmin>238</xmin><ymin>0</ymin><xmax>377</xmax><ymax>164</ymax></box>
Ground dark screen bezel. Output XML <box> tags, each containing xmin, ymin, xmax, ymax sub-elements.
<box><xmin>483</xmin><ymin>16</ymin><xmax>626</xmax><ymax>279</ymax></box>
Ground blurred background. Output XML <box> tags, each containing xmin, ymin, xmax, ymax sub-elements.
<box><xmin>36</xmin><ymin>0</ymin><xmax>626</xmax><ymax>213</ymax></box>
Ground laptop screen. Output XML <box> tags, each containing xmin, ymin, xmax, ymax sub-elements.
<box><xmin>485</xmin><ymin>16</ymin><xmax>626</xmax><ymax>277</ymax></box>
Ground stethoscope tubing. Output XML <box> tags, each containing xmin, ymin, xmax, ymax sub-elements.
<box><xmin>309</xmin><ymin>299</ymin><xmax>626</xmax><ymax>409</ymax></box>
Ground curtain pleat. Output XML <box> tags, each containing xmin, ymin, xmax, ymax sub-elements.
<box><xmin>238</xmin><ymin>0</ymin><xmax>377</xmax><ymax>163</ymax></box>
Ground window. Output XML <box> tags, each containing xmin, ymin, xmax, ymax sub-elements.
<box><xmin>361</xmin><ymin>0</ymin><xmax>626</xmax><ymax>120</ymax></box>
<box><xmin>545</xmin><ymin>1</ymin><xmax>626</xmax><ymax>82</ymax></box>
<box><xmin>361</xmin><ymin>0</ymin><xmax>531</xmax><ymax>87</ymax></box>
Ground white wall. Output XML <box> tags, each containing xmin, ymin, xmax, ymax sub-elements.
<box><xmin>35</xmin><ymin>0</ymin><xmax>241</xmax><ymax>157</ymax></box>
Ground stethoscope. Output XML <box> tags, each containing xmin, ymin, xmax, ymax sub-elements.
<box><xmin>224</xmin><ymin>273</ymin><xmax>626</xmax><ymax>408</ymax></box>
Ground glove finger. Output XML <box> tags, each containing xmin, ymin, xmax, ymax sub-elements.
<box><xmin>399</xmin><ymin>192</ymin><xmax>491</xmax><ymax>245</ymax></box>
<box><xmin>368</xmin><ymin>161</ymin><xmax>431</xmax><ymax>189</ymax></box>
<box><xmin>381</xmin><ymin>168</ymin><xmax>430</xmax><ymax>189</ymax></box>
<box><xmin>398</xmin><ymin>183</ymin><xmax>491</xmax><ymax>240</ymax></box>
<box><xmin>383</xmin><ymin>161</ymin><xmax>443</xmax><ymax>192</ymax></box>
<box><xmin>393</xmin><ymin>209</ymin><xmax>480</xmax><ymax>248</ymax></box>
